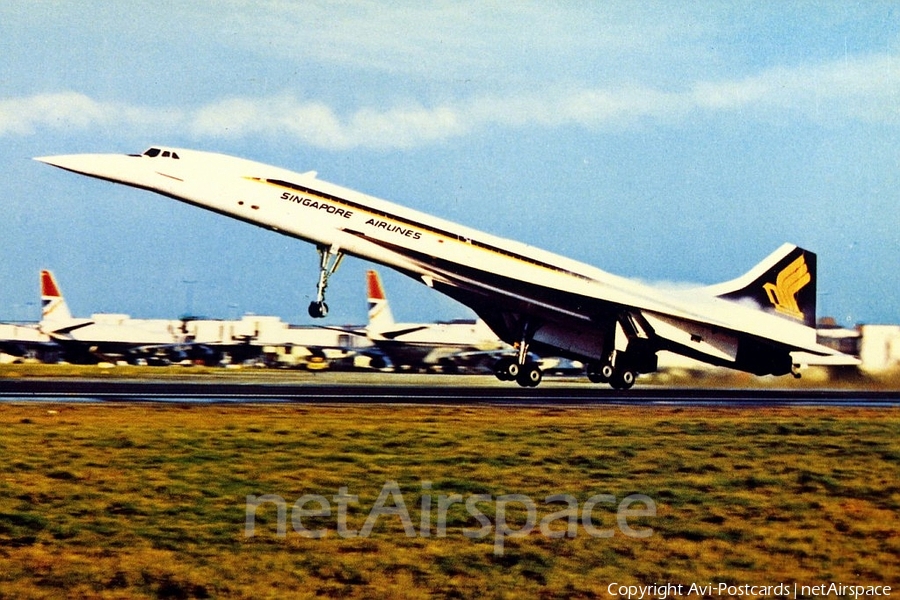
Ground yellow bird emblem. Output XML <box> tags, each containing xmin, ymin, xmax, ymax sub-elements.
<box><xmin>763</xmin><ymin>255</ymin><xmax>810</xmax><ymax>320</ymax></box>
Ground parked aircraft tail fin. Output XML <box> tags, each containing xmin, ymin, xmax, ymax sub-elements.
<box><xmin>40</xmin><ymin>270</ymin><xmax>73</xmax><ymax>324</ymax></box>
<box><xmin>707</xmin><ymin>244</ymin><xmax>817</xmax><ymax>329</ymax></box>
<box><xmin>366</xmin><ymin>270</ymin><xmax>395</xmax><ymax>332</ymax></box>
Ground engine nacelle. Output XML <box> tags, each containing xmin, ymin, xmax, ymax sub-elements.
<box><xmin>735</xmin><ymin>339</ymin><xmax>793</xmax><ymax>376</ymax></box>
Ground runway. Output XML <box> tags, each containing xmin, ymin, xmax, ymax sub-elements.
<box><xmin>1</xmin><ymin>376</ymin><xmax>898</xmax><ymax>407</ymax></box>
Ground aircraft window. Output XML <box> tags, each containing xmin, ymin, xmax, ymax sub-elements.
<box><xmin>143</xmin><ymin>148</ymin><xmax>161</xmax><ymax>157</ymax></box>
<box><xmin>162</xmin><ymin>151</ymin><xmax>171</xmax><ymax>158</ymax></box>
<box><xmin>171</xmin><ymin>152</ymin><xmax>180</xmax><ymax>159</ymax></box>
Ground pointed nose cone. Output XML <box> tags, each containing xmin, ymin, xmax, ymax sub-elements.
<box><xmin>34</xmin><ymin>153</ymin><xmax>123</xmax><ymax>178</ymax></box>
<box><xmin>35</xmin><ymin>149</ymin><xmax>196</xmax><ymax>198</ymax></box>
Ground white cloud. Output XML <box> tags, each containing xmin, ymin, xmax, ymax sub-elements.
<box><xmin>190</xmin><ymin>96</ymin><xmax>468</xmax><ymax>149</ymax></box>
<box><xmin>0</xmin><ymin>92</ymin><xmax>180</xmax><ymax>137</ymax></box>
<box><xmin>692</xmin><ymin>54</ymin><xmax>900</xmax><ymax>123</ymax></box>
<box><xmin>4</xmin><ymin>54</ymin><xmax>898</xmax><ymax>148</ymax></box>
<box><xmin>0</xmin><ymin>93</ymin><xmax>105</xmax><ymax>135</ymax></box>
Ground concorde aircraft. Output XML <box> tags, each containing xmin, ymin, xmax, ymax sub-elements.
<box><xmin>35</xmin><ymin>147</ymin><xmax>858</xmax><ymax>387</ymax></box>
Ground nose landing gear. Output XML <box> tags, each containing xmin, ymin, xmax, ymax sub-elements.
<box><xmin>308</xmin><ymin>245</ymin><xmax>344</xmax><ymax>319</ymax></box>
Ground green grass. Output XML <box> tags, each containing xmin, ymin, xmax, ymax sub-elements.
<box><xmin>0</xmin><ymin>404</ymin><xmax>897</xmax><ymax>598</ymax></box>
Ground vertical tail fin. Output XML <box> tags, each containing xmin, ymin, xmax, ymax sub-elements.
<box><xmin>40</xmin><ymin>270</ymin><xmax>73</xmax><ymax>324</ymax></box>
<box><xmin>709</xmin><ymin>244</ymin><xmax>817</xmax><ymax>328</ymax></box>
<box><xmin>366</xmin><ymin>270</ymin><xmax>395</xmax><ymax>332</ymax></box>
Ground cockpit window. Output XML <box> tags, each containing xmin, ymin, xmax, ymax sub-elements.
<box><xmin>141</xmin><ymin>147</ymin><xmax>179</xmax><ymax>159</ymax></box>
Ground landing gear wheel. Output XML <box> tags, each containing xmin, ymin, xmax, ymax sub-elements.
<box><xmin>601</xmin><ymin>363</ymin><xmax>614</xmax><ymax>380</ymax></box>
<box><xmin>506</xmin><ymin>361</ymin><xmax>521</xmax><ymax>380</ymax></box>
<box><xmin>587</xmin><ymin>362</ymin><xmax>613</xmax><ymax>384</ymax></box>
<box><xmin>493</xmin><ymin>357</ymin><xmax>515</xmax><ymax>381</ymax></box>
<box><xmin>308</xmin><ymin>301</ymin><xmax>329</xmax><ymax>319</ymax></box>
<box><xmin>610</xmin><ymin>368</ymin><xmax>636</xmax><ymax>390</ymax></box>
<box><xmin>516</xmin><ymin>362</ymin><xmax>543</xmax><ymax>388</ymax></box>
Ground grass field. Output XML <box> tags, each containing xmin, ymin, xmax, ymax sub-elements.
<box><xmin>0</xmin><ymin>402</ymin><xmax>898</xmax><ymax>599</ymax></box>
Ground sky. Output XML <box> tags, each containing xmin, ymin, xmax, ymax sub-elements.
<box><xmin>1</xmin><ymin>1</ymin><xmax>898</xmax><ymax>327</ymax></box>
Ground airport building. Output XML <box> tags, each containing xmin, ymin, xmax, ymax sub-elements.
<box><xmin>183</xmin><ymin>314</ymin><xmax>373</xmax><ymax>369</ymax></box>
<box><xmin>857</xmin><ymin>325</ymin><xmax>900</xmax><ymax>372</ymax></box>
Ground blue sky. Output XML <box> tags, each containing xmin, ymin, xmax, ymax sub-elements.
<box><xmin>1</xmin><ymin>1</ymin><xmax>898</xmax><ymax>326</ymax></box>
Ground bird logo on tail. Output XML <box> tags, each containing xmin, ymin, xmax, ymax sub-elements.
<box><xmin>763</xmin><ymin>255</ymin><xmax>810</xmax><ymax>321</ymax></box>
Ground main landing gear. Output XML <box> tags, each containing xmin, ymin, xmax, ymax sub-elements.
<box><xmin>493</xmin><ymin>356</ymin><xmax>543</xmax><ymax>388</ymax></box>
<box><xmin>587</xmin><ymin>356</ymin><xmax>637</xmax><ymax>390</ymax></box>
<box><xmin>493</xmin><ymin>320</ymin><xmax>543</xmax><ymax>388</ymax></box>
<box><xmin>308</xmin><ymin>245</ymin><xmax>344</xmax><ymax>319</ymax></box>
<box><xmin>586</xmin><ymin>361</ymin><xmax>614</xmax><ymax>384</ymax></box>
<box><xmin>581</xmin><ymin>313</ymin><xmax>656</xmax><ymax>390</ymax></box>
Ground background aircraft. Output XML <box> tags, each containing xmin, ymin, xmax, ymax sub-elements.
<box><xmin>0</xmin><ymin>322</ymin><xmax>57</xmax><ymax>364</ymax></box>
<box><xmin>361</xmin><ymin>269</ymin><xmax>509</xmax><ymax>372</ymax></box>
<box><xmin>39</xmin><ymin>270</ymin><xmax>373</xmax><ymax>369</ymax></box>
<box><xmin>39</xmin><ymin>270</ymin><xmax>190</xmax><ymax>364</ymax></box>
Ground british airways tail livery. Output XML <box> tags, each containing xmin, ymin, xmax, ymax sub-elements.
<box><xmin>40</xmin><ymin>269</ymin><xmax>75</xmax><ymax>326</ymax></box>
<box><xmin>35</xmin><ymin>147</ymin><xmax>857</xmax><ymax>387</ymax></box>
<box><xmin>362</xmin><ymin>269</ymin><xmax>508</xmax><ymax>371</ymax></box>
<box><xmin>366</xmin><ymin>270</ymin><xmax>396</xmax><ymax>334</ymax></box>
